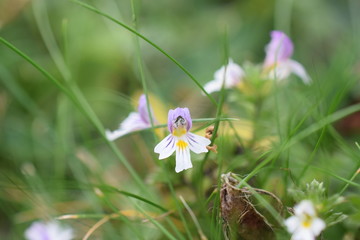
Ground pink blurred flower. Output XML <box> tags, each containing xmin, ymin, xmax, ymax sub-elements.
<box><xmin>25</xmin><ymin>221</ymin><xmax>74</xmax><ymax>240</ymax></box>
<box><xmin>264</xmin><ymin>31</ymin><xmax>311</xmax><ymax>84</ymax></box>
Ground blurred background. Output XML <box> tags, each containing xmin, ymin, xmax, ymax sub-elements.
<box><xmin>0</xmin><ymin>0</ymin><xmax>360</xmax><ymax>239</ymax></box>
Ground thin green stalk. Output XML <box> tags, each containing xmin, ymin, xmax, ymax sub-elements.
<box><xmin>159</xmin><ymin>161</ymin><xmax>192</xmax><ymax>240</ymax></box>
<box><xmin>240</xmin><ymin>102</ymin><xmax>360</xmax><ymax>186</ymax></box>
<box><xmin>133</xmin><ymin>201</ymin><xmax>178</xmax><ymax>240</ymax></box>
<box><xmin>0</xmin><ymin>38</ymin><xmax>150</xmax><ymax>197</ymax></box>
<box><xmin>339</xmin><ymin>167</ymin><xmax>360</xmax><ymax>195</ymax></box>
<box><xmin>130</xmin><ymin>0</ymin><xmax>156</xmax><ymax>138</ymax></box>
<box><xmin>70</xmin><ymin>0</ymin><xmax>218</xmax><ymax>107</ymax></box>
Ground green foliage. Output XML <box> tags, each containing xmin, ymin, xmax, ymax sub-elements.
<box><xmin>0</xmin><ymin>0</ymin><xmax>359</xmax><ymax>239</ymax></box>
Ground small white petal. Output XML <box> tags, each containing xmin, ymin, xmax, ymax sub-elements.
<box><xmin>288</xmin><ymin>59</ymin><xmax>311</xmax><ymax>84</ymax></box>
<box><xmin>105</xmin><ymin>129</ymin><xmax>129</xmax><ymax>141</ymax></box>
<box><xmin>106</xmin><ymin>112</ymin><xmax>150</xmax><ymax>141</ymax></box>
<box><xmin>267</xmin><ymin>62</ymin><xmax>292</xmax><ymax>81</ymax></box>
<box><xmin>294</xmin><ymin>200</ymin><xmax>316</xmax><ymax>217</ymax></box>
<box><xmin>310</xmin><ymin>218</ymin><xmax>326</xmax><ymax>236</ymax></box>
<box><xmin>25</xmin><ymin>221</ymin><xmax>74</xmax><ymax>240</ymax></box>
<box><xmin>175</xmin><ymin>146</ymin><xmax>192</xmax><ymax>173</ymax></box>
<box><xmin>204</xmin><ymin>59</ymin><xmax>244</xmax><ymax>94</ymax></box>
<box><xmin>47</xmin><ymin>222</ymin><xmax>74</xmax><ymax>240</ymax></box>
<box><xmin>203</xmin><ymin>79</ymin><xmax>223</xmax><ymax>94</ymax></box>
<box><xmin>186</xmin><ymin>132</ymin><xmax>211</xmax><ymax>154</ymax></box>
<box><xmin>284</xmin><ymin>216</ymin><xmax>300</xmax><ymax>233</ymax></box>
<box><xmin>154</xmin><ymin>135</ymin><xmax>176</xmax><ymax>159</ymax></box>
<box><xmin>292</xmin><ymin>228</ymin><xmax>315</xmax><ymax>240</ymax></box>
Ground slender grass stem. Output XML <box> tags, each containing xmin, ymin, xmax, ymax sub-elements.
<box><xmin>70</xmin><ymin>0</ymin><xmax>218</xmax><ymax>107</ymax></box>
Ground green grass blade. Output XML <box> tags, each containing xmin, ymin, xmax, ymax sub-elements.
<box><xmin>70</xmin><ymin>0</ymin><xmax>218</xmax><ymax>107</ymax></box>
<box><xmin>0</xmin><ymin>37</ymin><xmax>150</xmax><ymax>197</ymax></box>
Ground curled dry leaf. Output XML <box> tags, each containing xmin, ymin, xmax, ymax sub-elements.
<box><xmin>220</xmin><ymin>173</ymin><xmax>278</xmax><ymax>240</ymax></box>
<box><xmin>205</xmin><ymin>125</ymin><xmax>218</xmax><ymax>153</ymax></box>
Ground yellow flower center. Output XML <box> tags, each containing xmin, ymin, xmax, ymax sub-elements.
<box><xmin>301</xmin><ymin>214</ymin><xmax>313</xmax><ymax>228</ymax></box>
<box><xmin>173</xmin><ymin>127</ymin><xmax>187</xmax><ymax>137</ymax></box>
<box><xmin>176</xmin><ymin>140</ymin><xmax>188</xmax><ymax>149</ymax></box>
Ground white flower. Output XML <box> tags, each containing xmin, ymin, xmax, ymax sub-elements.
<box><xmin>203</xmin><ymin>59</ymin><xmax>245</xmax><ymax>94</ymax></box>
<box><xmin>285</xmin><ymin>200</ymin><xmax>326</xmax><ymax>240</ymax></box>
<box><xmin>25</xmin><ymin>221</ymin><xmax>74</xmax><ymax>240</ymax></box>
<box><xmin>154</xmin><ymin>107</ymin><xmax>211</xmax><ymax>173</ymax></box>
<box><xmin>106</xmin><ymin>94</ymin><xmax>156</xmax><ymax>140</ymax></box>
<box><xmin>263</xmin><ymin>31</ymin><xmax>311</xmax><ymax>84</ymax></box>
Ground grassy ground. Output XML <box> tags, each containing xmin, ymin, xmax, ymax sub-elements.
<box><xmin>0</xmin><ymin>0</ymin><xmax>359</xmax><ymax>239</ymax></box>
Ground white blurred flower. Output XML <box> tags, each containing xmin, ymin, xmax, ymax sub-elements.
<box><xmin>203</xmin><ymin>59</ymin><xmax>245</xmax><ymax>94</ymax></box>
<box><xmin>25</xmin><ymin>221</ymin><xmax>74</xmax><ymax>240</ymax></box>
<box><xmin>285</xmin><ymin>200</ymin><xmax>326</xmax><ymax>240</ymax></box>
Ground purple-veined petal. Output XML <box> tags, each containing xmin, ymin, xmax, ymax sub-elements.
<box><xmin>310</xmin><ymin>218</ymin><xmax>326</xmax><ymax>236</ymax></box>
<box><xmin>287</xmin><ymin>59</ymin><xmax>311</xmax><ymax>84</ymax></box>
<box><xmin>264</xmin><ymin>31</ymin><xmax>293</xmax><ymax>67</ymax></box>
<box><xmin>106</xmin><ymin>112</ymin><xmax>150</xmax><ymax>141</ymax></box>
<box><xmin>284</xmin><ymin>216</ymin><xmax>300</xmax><ymax>234</ymax></box>
<box><xmin>175</xmin><ymin>144</ymin><xmax>192</xmax><ymax>173</ymax></box>
<box><xmin>186</xmin><ymin>132</ymin><xmax>211</xmax><ymax>153</ymax></box>
<box><xmin>154</xmin><ymin>134</ymin><xmax>176</xmax><ymax>159</ymax></box>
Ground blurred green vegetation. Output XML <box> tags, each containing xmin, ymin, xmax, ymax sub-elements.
<box><xmin>0</xmin><ymin>0</ymin><xmax>360</xmax><ymax>239</ymax></box>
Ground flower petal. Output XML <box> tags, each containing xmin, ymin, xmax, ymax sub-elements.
<box><xmin>47</xmin><ymin>222</ymin><xmax>74</xmax><ymax>240</ymax></box>
<box><xmin>292</xmin><ymin>228</ymin><xmax>315</xmax><ymax>240</ymax></box>
<box><xmin>288</xmin><ymin>59</ymin><xmax>311</xmax><ymax>84</ymax></box>
<box><xmin>154</xmin><ymin>134</ymin><xmax>176</xmax><ymax>159</ymax></box>
<box><xmin>106</xmin><ymin>112</ymin><xmax>150</xmax><ymax>141</ymax></box>
<box><xmin>264</xmin><ymin>31</ymin><xmax>293</xmax><ymax>67</ymax></box>
<box><xmin>284</xmin><ymin>216</ymin><xmax>300</xmax><ymax>234</ymax></box>
<box><xmin>310</xmin><ymin>218</ymin><xmax>325</xmax><ymax>236</ymax></box>
<box><xmin>167</xmin><ymin>108</ymin><xmax>192</xmax><ymax>132</ymax></box>
<box><xmin>25</xmin><ymin>221</ymin><xmax>74</xmax><ymax>240</ymax></box>
<box><xmin>267</xmin><ymin>61</ymin><xmax>292</xmax><ymax>81</ymax></box>
<box><xmin>204</xmin><ymin>59</ymin><xmax>244</xmax><ymax>94</ymax></box>
<box><xmin>294</xmin><ymin>200</ymin><xmax>316</xmax><ymax>217</ymax></box>
<box><xmin>203</xmin><ymin>79</ymin><xmax>223</xmax><ymax>94</ymax></box>
<box><xmin>175</xmin><ymin>145</ymin><xmax>192</xmax><ymax>173</ymax></box>
<box><xmin>186</xmin><ymin>132</ymin><xmax>211</xmax><ymax>153</ymax></box>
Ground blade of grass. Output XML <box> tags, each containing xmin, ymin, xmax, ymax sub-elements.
<box><xmin>70</xmin><ymin>0</ymin><xmax>218</xmax><ymax>107</ymax></box>
<box><xmin>0</xmin><ymin>65</ymin><xmax>42</xmax><ymax>116</ymax></box>
<box><xmin>179</xmin><ymin>196</ymin><xmax>207</xmax><ymax>240</ymax></box>
<box><xmin>99</xmin><ymin>185</ymin><xmax>167</xmax><ymax>212</ymax></box>
<box><xmin>239</xmin><ymin>102</ymin><xmax>360</xmax><ymax>187</ymax></box>
<box><xmin>132</xmin><ymin>201</ymin><xmax>178</xmax><ymax>240</ymax></box>
<box><xmin>130</xmin><ymin>0</ymin><xmax>156</xmax><ymax>137</ymax></box>
<box><xmin>0</xmin><ymin>38</ymin><xmax>151</xmax><ymax>197</ymax></box>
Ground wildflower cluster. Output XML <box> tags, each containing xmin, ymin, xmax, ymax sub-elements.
<box><xmin>204</xmin><ymin>31</ymin><xmax>311</xmax><ymax>95</ymax></box>
<box><xmin>23</xmin><ymin>31</ymin><xmax>351</xmax><ymax>239</ymax></box>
